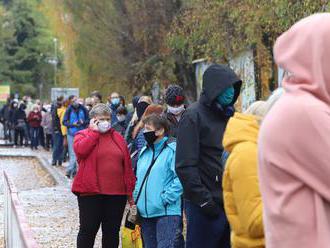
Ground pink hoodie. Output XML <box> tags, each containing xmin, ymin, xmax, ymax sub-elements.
<box><xmin>258</xmin><ymin>14</ymin><xmax>330</xmax><ymax>248</ymax></box>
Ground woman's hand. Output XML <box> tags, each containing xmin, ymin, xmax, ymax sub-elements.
<box><xmin>128</xmin><ymin>196</ymin><xmax>135</xmax><ymax>206</ymax></box>
<box><xmin>89</xmin><ymin>118</ymin><xmax>99</xmax><ymax>131</ymax></box>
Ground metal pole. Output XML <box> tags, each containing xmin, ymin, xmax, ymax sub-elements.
<box><xmin>54</xmin><ymin>38</ymin><xmax>58</xmax><ymax>87</ymax></box>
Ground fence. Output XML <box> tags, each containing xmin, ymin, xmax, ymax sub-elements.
<box><xmin>3</xmin><ymin>171</ymin><xmax>39</xmax><ymax>248</ymax></box>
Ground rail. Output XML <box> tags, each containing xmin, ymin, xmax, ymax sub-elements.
<box><xmin>3</xmin><ymin>171</ymin><xmax>39</xmax><ymax>248</ymax></box>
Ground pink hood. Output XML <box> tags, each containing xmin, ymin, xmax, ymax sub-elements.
<box><xmin>259</xmin><ymin>14</ymin><xmax>330</xmax><ymax>248</ymax></box>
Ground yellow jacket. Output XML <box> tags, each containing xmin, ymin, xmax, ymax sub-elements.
<box><xmin>57</xmin><ymin>106</ymin><xmax>67</xmax><ymax>136</ymax></box>
<box><xmin>222</xmin><ymin>113</ymin><xmax>264</xmax><ymax>248</ymax></box>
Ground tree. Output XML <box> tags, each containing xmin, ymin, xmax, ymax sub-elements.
<box><xmin>0</xmin><ymin>0</ymin><xmax>59</xmax><ymax>98</ymax></box>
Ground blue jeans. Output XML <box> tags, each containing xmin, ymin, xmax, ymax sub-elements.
<box><xmin>52</xmin><ymin>132</ymin><xmax>63</xmax><ymax>163</ymax></box>
<box><xmin>30</xmin><ymin>127</ymin><xmax>39</xmax><ymax>149</ymax></box>
<box><xmin>185</xmin><ymin>200</ymin><xmax>231</xmax><ymax>248</ymax></box>
<box><xmin>142</xmin><ymin>216</ymin><xmax>182</xmax><ymax>248</ymax></box>
<box><xmin>66</xmin><ymin>134</ymin><xmax>77</xmax><ymax>177</ymax></box>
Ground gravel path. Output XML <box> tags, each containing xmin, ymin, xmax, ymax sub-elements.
<box><xmin>0</xmin><ymin>147</ymin><xmax>102</xmax><ymax>247</ymax></box>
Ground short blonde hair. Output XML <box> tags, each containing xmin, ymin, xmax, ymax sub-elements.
<box><xmin>244</xmin><ymin>101</ymin><xmax>266</xmax><ymax>117</ymax></box>
<box><xmin>89</xmin><ymin>103</ymin><xmax>112</xmax><ymax>118</ymax></box>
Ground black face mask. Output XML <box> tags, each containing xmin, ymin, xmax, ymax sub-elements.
<box><xmin>136</xmin><ymin>102</ymin><xmax>150</xmax><ymax>120</ymax></box>
<box><xmin>143</xmin><ymin>130</ymin><xmax>157</xmax><ymax>147</ymax></box>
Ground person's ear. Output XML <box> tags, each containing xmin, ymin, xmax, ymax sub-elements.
<box><xmin>155</xmin><ymin>128</ymin><xmax>165</xmax><ymax>137</ymax></box>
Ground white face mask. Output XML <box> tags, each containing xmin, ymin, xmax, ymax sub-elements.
<box><xmin>97</xmin><ymin>120</ymin><xmax>111</xmax><ymax>133</ymax></box>
<box><xmin>167</xmin><ymin>105</ymin><xmax>185</xmax><ymax>116</ymax></box>
<box><xmin>117</xmin><ymin>115</ymin><xmax>126</xmax><ymax>122</ymax></box>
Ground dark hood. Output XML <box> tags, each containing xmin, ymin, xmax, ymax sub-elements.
<box><xmin>200</xmin><ymin>64</ymin><xmax>242</xmax><ymax>107</ymax></box>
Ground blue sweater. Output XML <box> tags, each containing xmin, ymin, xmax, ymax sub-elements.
<box><xmin>133</xmin><ymin>137</ymin><xmax>183</xmax><ymax>218</ymax></box>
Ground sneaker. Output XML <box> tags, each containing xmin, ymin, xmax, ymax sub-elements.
<box><xmin>52</xmin><ymin>161</ymin><xmax>56</xmax><ymax>166</ymax></box>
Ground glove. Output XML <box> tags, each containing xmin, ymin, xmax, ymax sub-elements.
<box><xmin>200</xmin><ymin>200</ymin><xmax>221</xmax><ymax>218</ymax></box>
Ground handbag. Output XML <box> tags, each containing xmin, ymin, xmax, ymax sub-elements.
<box><xmin>125</xmin><ymin>143</ymin><xmax>168</xmax><ymax>228</ymax></box>
<box><xmin>121</xmin><ymin>225</ymin><xmax>143</xmax><ymax>248</ymax></box>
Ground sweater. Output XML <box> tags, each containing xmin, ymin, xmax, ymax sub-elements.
<box><xmin>27</xmin><ymin>111</ymin><xmax>42</xmax><ymax>128</ymax></box>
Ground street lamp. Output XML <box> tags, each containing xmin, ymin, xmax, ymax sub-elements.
<box><xmin>53</xmin><ymin>38</ymin><xmax>58</xmax><ymax>87</ymax></box>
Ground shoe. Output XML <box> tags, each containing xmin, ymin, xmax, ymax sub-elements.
<box><xmin>58</xmin><ymin>161</ymin><xmax>62</xmax><ymax>166</ymax></box>
<box><xmin>52</xmin><ymin>161</ymin><xmax>56</xmax><ymax>166</ymax></box>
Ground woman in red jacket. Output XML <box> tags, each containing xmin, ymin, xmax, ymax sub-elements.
<box><xmin>27</xmin><ymin>105</ymin><xmax>42</xmax><ymax>150</ymax></box>
<box><xmin>72</xmin><ymin>103</ymin><xmax>136</xmax><ymax>248</ymax></box>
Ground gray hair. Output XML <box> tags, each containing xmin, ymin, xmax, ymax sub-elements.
<box><xmin>89</xmin><ymin>103</ymin><xmax>112</xmax><ymax>118</ymax></box>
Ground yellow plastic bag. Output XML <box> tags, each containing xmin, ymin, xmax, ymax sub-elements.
<box><xmin>121</xmin><ymin>225</ymin><xmax>143</xmax><ymax>248</ymax></box>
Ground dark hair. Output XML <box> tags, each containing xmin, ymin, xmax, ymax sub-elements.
<box><xmin>68</xmin><ymin>95</ymin><xmax>76</xmax><ymax>101</ymax></box>
<box><xmin>120</xmin><ymin>95</ymin><xmax>125</xmax><ymax>106</ymax></box>
<box><xmin>90</xmin><ymin>91</ymin><xmax>102</xmax><ymax>101</ymax></box>
<box><xmin>57</xmin><ymin>95</ymin><xmax>64</xmax><ymax>102</ymax></box>
<box><xmin>143</xmin><ymin>113</ymin><xmax>169</xmax><ymax>135</ymax></box>
<box><xmin>117</xmin><ymin>106</ymin><xmax>128</xmax><ymax>115</ymax></box>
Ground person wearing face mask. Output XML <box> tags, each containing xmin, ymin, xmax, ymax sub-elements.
<box><xmin>133</xmin><ymin>114</ymin><xmax>183</xmax><ymax>248</ymax></box>
<box><xmin>72</xmin><ymin>103</ymin><xmax>135</xmax><ymax>248</ymax></box>
<box><xmin>8</xmin><ymin>100</ymin><xmax>18</xmax><ymax>143</ymax></box>
<box><xmin>176</xmin><ymin>64</ymin><xmax>242</xmax><ymax>248</ymax></box>
<box><xmin>63</xmin><ymin>96</ymin><xmax>89</xmax><ymax>178</ymax></box>
<box><xmin>165</xmin><ymin>85</ymin><xmax>186</xmax><ymax>138</ymax></box>
<box><xmin>41</xmin><ymin>104</ymin><xmax>53</xmax><ymax>151</ymax></box>
<box><xmin>52</xmin><ymin>96</ymin><xmax>65</xmax><ymax>166</ymax></box>
<box><xmin>27</xmin><ymin>105</ymin><xmax>42</xmax><ymax>150</ymax></box>
<box><xmin>125</xmin><ymin>96</ymin><xmax>152</xmax><ymax>144</ymax></box>
<box><xmin>13</xmin><ymin>102</ymin><xmax>27</xmax><ymax>147</ymax></box>
<box><xmin>108</xmin><ymin>92</ymin><xmax>121</xmax><ymax>125</ymax></box>
<box><xmin>112</xmin><ymin>106</ymin><xmax>128</xmax><ymax>136</ymax></box>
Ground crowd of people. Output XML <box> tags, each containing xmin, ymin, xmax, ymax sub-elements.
<box><xmin>1</xmin><ymin>13</ymin><xmax>330</xmax><ymax>248</ymax></box>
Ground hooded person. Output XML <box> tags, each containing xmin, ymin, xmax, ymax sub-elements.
<box><xmin>176</xmin><ymin>64</ymin><xmax>242</xmax><ymax>248</ymax></box>
<box><xmin>258</xmin><ymin>13</ymin><xmax>330</xmax><ymax>248</ymax></box>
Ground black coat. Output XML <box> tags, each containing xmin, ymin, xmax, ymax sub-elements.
<box><xmin>52</xmin><ymin>105</ymin><xmax>62</xmax><ymax>134</ymax></box>
<box><xmin>12</xmin><ymin>108</ymin><xmax>26</xmax><ymax>125</ymax></box>
<box><xmin>176</xmin><ymin>64</ymin><xmax>242</xmax><ymax>208</ymax></box>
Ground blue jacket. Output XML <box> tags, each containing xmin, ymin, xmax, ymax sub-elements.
<box><xmin>63</xmin><ymin>105</ymin><xmax>89</xmax><ymax>136</ymax></box>
<box><xmin>133</xmin><ymin>137</ymin><xmax>183</xmax><ymax>218</ymax></box>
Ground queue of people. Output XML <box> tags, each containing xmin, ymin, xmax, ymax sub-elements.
<box><xmin>1</xmin><ymin>14</ymin><xmax>329</xmax><ymax>248</ymax></box>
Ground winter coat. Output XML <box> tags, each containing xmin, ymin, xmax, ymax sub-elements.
<box><xmin>63</xmin><ymin>105</ymin><xmax>89</xmax><ymax>136</ymax></box>
<box><xmin>52</xmin><ymin>105</ymin><xmax>62</xmax><ymax>134</ymax></box>
<box><xmin>176</xmin><ymin>64</ymin><xmax>242</xmax><ymax>208</ymax></box>
<box><xmin>57</xmin><ymin>106</ymin><xmax>67</xmax><ymax>136</ymax></box>
<box><xmin>13</xmin><ymin>108</ymin><xmax>27</xmax><ymax>125</ymax></box>
<box><xmin>258</xmin><ymin>14</ymin><xmax>330</xmax><ymax>248</ymax></box>
<box><xmin>166</xmin><ymin>111</ymin><xmax>184</xmax><ymax>138</ymax></box>
<box><xmin>133</xmin><ymin>137</ymin><xmax>183</xmax><ymax>218</ymax></box>
<box><xmin>72</xmin><ymin>128</ymin><xmax>136</xmax><ymax>196</ymax></box>
<box><xmin>223</xmin><ymin>113</ymin><xmax>264</xmax><ymax>248</ymax></box>
<box><xmin>27</xmin><ymin>111</ymin><xmax>42</xmax><ymax>128</ymax></box>
<box><xmin>41</xmin><ymin>112</ymin><xmax>52</xmax><ymax>134</ymax></box>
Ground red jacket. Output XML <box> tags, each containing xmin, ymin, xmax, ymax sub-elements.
<box><xmin>72</xmin><ymin>128</ymin><xmax>136</xmax><ymax>196</ymax></box>
<box><xmin>27</xmin><ymin>111</ymin><xmax>42</xmax><ymax>128</ymax></box>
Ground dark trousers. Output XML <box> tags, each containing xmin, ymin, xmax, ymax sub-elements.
<box><xmin>30</xmin><ymin>127</ymin><xmax>39</xmax><ymax>149</ymax></box>
<box><xmin>52</xmin><ymin>132</ymin><xmax>63</xmax><ymax>163</ymax></box>
<box><xmin>14</xmin><ymin>128</ymin><xmax>25</xmax><ymax>146</ymax></box>
<box><xmin>185</xmin><ymin>200</ymin><xmax>231</xmax><ymax>248</ymax></box>
<box><xmin>45</xmin><ymin>133</ymin><xmax>52</xmax><ymax>149</ymax></box>
<box><xmin>142</xmin><ymin>216</ymin><xmax>182</xmax><ymax>248</ymax></box>
<box><xmin>39</xmin><ymin>126</ymin><xmax>45</xmax><ymax>147</ymax></box>
<box><xmin>77</xmin><ymin>195</ymin><xmax>127</xmax><ymax>248</ymax></box>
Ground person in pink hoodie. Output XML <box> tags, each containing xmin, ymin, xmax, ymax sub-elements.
<box><xmin>258</xmin><ymin>13</ymin><xmax>330</xmax><ymax>248</ymax></box>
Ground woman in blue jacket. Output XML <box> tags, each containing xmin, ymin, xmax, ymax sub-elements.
<box><xmin>133</xmin><ymin>113</ymin><xmax>183</xmax><ymax>248</ymax></box>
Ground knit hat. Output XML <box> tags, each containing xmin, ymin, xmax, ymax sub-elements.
<box><xmin>165</xmin><ymin>85</ymin><xmax>185</xmax><ymax>106</ymax></box>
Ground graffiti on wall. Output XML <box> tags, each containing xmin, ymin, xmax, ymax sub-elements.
<box><xmin>229</xmin><ymin>50</ymin><xmax>256</xmax><ymax>111</ymax></box>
